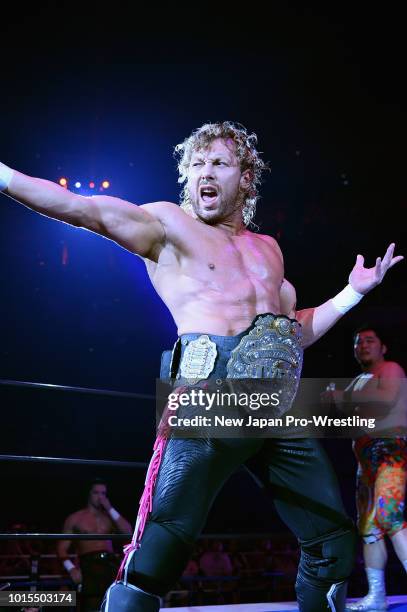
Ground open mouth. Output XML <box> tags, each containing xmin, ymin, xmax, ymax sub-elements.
<box><xmin>200</xmin><ymin>185</ymin><xmax>219</xmax><ymax>204</ymax></box>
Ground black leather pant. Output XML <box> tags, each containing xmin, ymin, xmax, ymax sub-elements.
<box><xmin>125</xmin><ymin>436</ymin><xmax>355</xmax><ymax>610</ymax></box>
<box><xmin>122</xmin><ymin>329</ymin><xmax>356</xmax><ymax>611</ymax></box>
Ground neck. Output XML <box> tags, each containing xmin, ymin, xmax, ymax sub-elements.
<box><xmin>361</xmin><ymin>358</ymin><xmax>385</xmax><ymax>374</ymax></box>
<box><xmin>214</xmin><ymin>217</ymin><xmax>246</xmax><ymax>236</ymax></box>
<box><xmin>198</xmin><ymin>205</ymin><xmax>246</xmax><ymax>235</ymax></box>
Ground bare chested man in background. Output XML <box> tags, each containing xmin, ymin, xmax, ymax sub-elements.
<box><xmin>0</xmin><ymin>122</ymin><xmax>402</xmax><ymax>611</ymax></box>
<box><xmin>57</xmin><ymin>480</ymin><xmax>131</xmax><ymax>611</ymax></box>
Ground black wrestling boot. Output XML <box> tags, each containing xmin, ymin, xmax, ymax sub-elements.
<box><xmin>100</xmin><ymin>581</ymin><xmax>160</xmax><ymax>611</ymax></box>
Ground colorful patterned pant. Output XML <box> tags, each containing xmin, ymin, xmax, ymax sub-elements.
<box><xmin>353</xmin><ymin>437</ymin><xmax>407</xmax><ymax>543</ymax></box>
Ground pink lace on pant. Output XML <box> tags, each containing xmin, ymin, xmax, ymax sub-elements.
<box><xmin>116</xmin><ymin>387</ymin><xmax>186</xmax><ymax>581</ymax></box>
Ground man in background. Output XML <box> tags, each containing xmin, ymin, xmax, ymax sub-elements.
<box><xmin>329</xmin><ymin>327</ymin><xmax>407</xmax><ymax>611</ymax></box>
<box><xmin>57</xmin><ymin>479</ymin><xmax>131</xmax><ymax>611</ymax></box>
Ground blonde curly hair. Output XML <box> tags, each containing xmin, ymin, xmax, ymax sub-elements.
<box><xmin>174</xmin><ymin>121</ymin><xmax>268</xmax><ymax>226</ymax></box>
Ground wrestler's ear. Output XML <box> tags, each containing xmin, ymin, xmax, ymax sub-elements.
<box><xmin>240</xmin><ymin>169</ymin><xmax>252</xmax><ymax>190</ymax></box>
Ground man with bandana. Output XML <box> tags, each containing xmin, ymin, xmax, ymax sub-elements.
<box><xmin>0</xmin><ymin>122</ymin><xmax>403</xmax><ymax>611</ymax></box>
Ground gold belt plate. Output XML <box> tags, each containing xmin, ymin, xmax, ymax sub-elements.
<box><xmin>180</xmin><ymin>335</ymin><xmax>217</xmax><ymax>380</ymax></box>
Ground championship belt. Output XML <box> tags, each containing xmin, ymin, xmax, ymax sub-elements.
<box><xmin>180</xmin><ymin>334</ymin><xmax>217</xmax><ymax>380</ymax></box>
<box><xmin>226</xmin><ymin>314</ymin><xmax>303</xmax><ymax>416</ymax></box>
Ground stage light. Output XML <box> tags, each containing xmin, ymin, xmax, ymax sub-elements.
<box><xmin>102</xmin><ymin>180</ymin><xmax>110</xmax><ymax>189</ymax></box>
<box><xmin>59</xmin><ymin>177</ymin><xmax>68</xmax><ymax>187</ymax></box>
<box><xmin>89</xmin><ymin>182</ymin><xmax>95</xmax><ymax>189</ymax></box>
<box><xmin>74</xmin><ymin>181</ymin><xmax>81</xmax><ymax>189</ymax></box>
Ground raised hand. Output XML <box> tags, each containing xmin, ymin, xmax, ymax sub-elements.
<box><xmin>99</xmin><ymin>495</ymin><xmax>112</xmax><ymax>513</ymax></box>
<box><xmin>349</xmin><ymin>243</ymin><xmax>403</xmax><ymax>295</ymax></box>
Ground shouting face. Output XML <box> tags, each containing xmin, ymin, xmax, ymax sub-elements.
<box><xmin>187</xmin><ymin>138</ymin><xmax>251</xmax><ymax>225</ymax></box>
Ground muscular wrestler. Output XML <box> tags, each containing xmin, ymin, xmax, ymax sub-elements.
<box><xmin>57</xmin><ymin>479</ymin><xmax>131</xmax><ymax>611</ymax></box>
<box><xmin>0</xmin><ymin>122</ymin><xmax>403</xmax><ymax>611</ymax></box>
<box><xmin>328</xmin><ymin>328</ymin><xmax>407</xmax><ymax>611</ymax></box>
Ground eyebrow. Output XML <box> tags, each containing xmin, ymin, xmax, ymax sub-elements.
<box><xmin>192</xmin><ymin>153</ymin><xmax>228</xmax><ymax>159</ymax></box>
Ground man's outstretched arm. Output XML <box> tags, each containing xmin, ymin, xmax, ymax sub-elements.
<box><xmin>293</xmin><ymin>244</ymin><xmax>403</xmax><ymax>348</ymax></box>
<box><xmin>0</xmin><ymin>161</ymin><xmax>171</xmax><ymax>260</ymax></box>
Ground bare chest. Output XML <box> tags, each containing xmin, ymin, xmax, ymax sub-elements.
<box><xmin>154</xmin><ymin>231</ymin><xmax>283</xmax><ymax>289</ymax></box>
<box><xmin>74</xmin><ymin>513</ymin><xmax>111</xmax><ymax>535</ymax></box>
<box><xmin>204</xmin><ymin>240</ymin><xmax>276</xmax><ymax>281</ymax></box>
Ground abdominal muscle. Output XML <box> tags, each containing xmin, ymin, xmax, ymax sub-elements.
<box><xmin>176</xmin><ymin>307</ymin><xmax>280</xmax><ymax>336</ymax></box>
<box><xmin>147</xmin><ymin>228</ymin><xmax>286</xmax><ymax>336</ymax></box>
<box><xmin>157</xmin><ymin>275</ymin><xmax>283</xmax><ymax>336</ymax></box>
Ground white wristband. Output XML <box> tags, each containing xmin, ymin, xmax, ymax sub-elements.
<box><xmin>63</xmin><ymin>559</ymin><xmax>75</xmax><ymax>572</ymax></box>
<box><xmin>109</xmin><ymin>507</ymin><xmax>120</xmax><ymax>521</ymax></box>
<box><xmin>331</xmin><ymin>284</ymin><xmax>364</xmax><ymax>314</ymax></box>
<box><xmin>0</xmin><ymin>163</ymin><xmax>14</xmax><ymax>192</ymax></box>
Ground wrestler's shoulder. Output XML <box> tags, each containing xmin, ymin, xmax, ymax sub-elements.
<box><xmin>67</xmin><ymin>508</ymin><xmax>90</xmax><ymax>523</ymax></box>
<box><xmin>250</xmin><ymin>231</ymin><xmax>283</xmax><ymax>253</ymax></box>
<box><xmin>61</xmin><ymin>509</ymin><xmax>86</xmax><ymax>532</ymax></box>
<box><xmin>379</xmin><ymin>361</ymin><xmax>406</xmax><ymax>377</ymax></box>
<box><xmin>139</xmin><ymin>201</ymin><xmax>188</xmax><ymax>222</ymax></box>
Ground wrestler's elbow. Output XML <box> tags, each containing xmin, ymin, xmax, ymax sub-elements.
<box><xmin>68</xmin><ymin>196</ymin><xmax>103</xmax><ymax>232</ymax></box>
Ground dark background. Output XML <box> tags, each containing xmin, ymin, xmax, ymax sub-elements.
<box><xmin>0</xmin><ymin>5</ymin><xmax>406</xmax><ymax>537</ymax></box>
